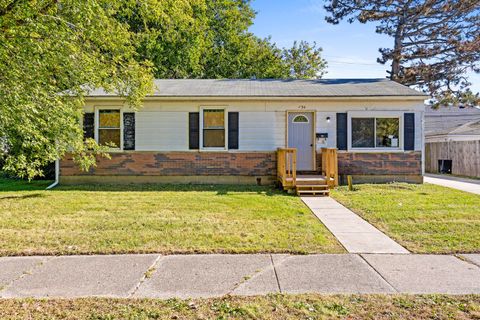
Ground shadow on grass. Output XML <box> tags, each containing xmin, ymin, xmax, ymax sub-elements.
<box><xmin>56</xmin><ymin>183</ymin><xmax>287</xmax><ymax>196</ymax></box>
<box><xmin>0</xmin><ymin>177</ymin><xmax>290</xmax><ymax>197</ymax></box>
<box><xmin>0</xmin><ymin>179</ymin><xmax>52</xmax><ymax>192</ymax></box>
<box><xmin>0</xmin><ymin>193</ymin><xmax>45</xmax><ymax>200</ymax></box>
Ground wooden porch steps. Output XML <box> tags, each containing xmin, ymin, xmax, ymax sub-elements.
<box><xmin>296</xmin><ymin>184</ymin><xmax>330</xmax><ymax>196</ymax></box>
<box><xmin>277</xmin><ymin>147</ymin><xmax>338</xmax><ymax>197</ymax></box>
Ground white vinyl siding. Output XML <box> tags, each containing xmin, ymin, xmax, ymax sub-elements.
<box><xmin>85</xmin><ymin>99</ymin><xmax>425</xmax><ymax>152</ymax></box>
<box><xmin>238</xmin><ymin>112</ymin><xmax>284</xmax><ymax>151</ymax></box>
<box><xmin>415</xmin><ymin>111</ymin><xmax>423</xmax><ymax>151</ymax></box>
<box><xmin>315</xmin><ymin>112</ymin><xmax>336</xmax><ymax>149</ymax></box>
<box><xmin>135</xmin><ymin>112</ymin><xmax>188</xmax><ymax>151</ymax></box>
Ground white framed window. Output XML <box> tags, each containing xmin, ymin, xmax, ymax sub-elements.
<box><xmin>348</xmin><ymin>111</ymin><xmax>403</xmax><ymax>151</ymax></box>
<box><xmin>96</xmin><ymin>108</ymin><xmax>123</xmax><ymax>150</ymax></box>
<box><xmin>200</xmin><ymin>107</ymin><xmax>228</xmax><ymax>150</ymax></box>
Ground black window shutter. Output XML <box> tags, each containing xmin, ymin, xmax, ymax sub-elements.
<box><xmin>336</xmin><ymin>113</ymin><xmax>348</xmax><ymax>150</ymax></box>
<box><xmin>228</xmin><ymin>112</ymin><xmax>239</xmax><ymax>149</ymax></box>
<box><xmin>189</xmin><ymin>112</ymin><xmax>200</xmax><ymax>149</ymax></box>
<box><xmin>404</xmin><ymin>113</ymin><xmax>415</xmax><ymax>151</ymax></box>
<box><xmin>123</xmin><ymin>112</ymin><xmax>135</xmax><ymax>150</ymax></box>
<box><xmin>83</xmin><ymin>113</ymin><xmax>95</xmax><ymax>140</ymax></box>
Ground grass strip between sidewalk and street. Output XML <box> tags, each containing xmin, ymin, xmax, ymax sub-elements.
<box><xmin>0</xmin><ymin>294</ymin><xmax>479</xmax><ymax>319</ymax></box>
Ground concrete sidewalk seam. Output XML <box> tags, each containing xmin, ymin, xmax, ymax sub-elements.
<box><xmin>128</xmin><ymin>254</ymin><xmax>162</xmax><ymax>298</ymax></box>
<box><xmin>456</xmin><ymin>254</ymin><xmax>480</xmax><ymax>269</ymax></box>
<box><xmin>228</xmin><ymin>258</ymin><xmax>274</xmax><ymax>295</ymax></box>
<box><xmin>0</xmin><ymin>257</ymin><xmax>52</xmax><ymax>297</ymax></box>
<box><xmin>359</xmin><ymin>254</ymin><xmax>399</xmax><ymax>293</ymax></box>
<box><xmin>270</xmin><ymin>254</ymin><xmax>282</xmax><ymax>293</ymax></box>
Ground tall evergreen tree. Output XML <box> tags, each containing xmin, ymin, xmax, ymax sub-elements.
<box><xmin>324</xmin><ymin>0</ymin><xmax>480</xmax><ymax>106</ymax></box>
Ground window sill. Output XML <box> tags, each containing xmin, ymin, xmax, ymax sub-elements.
<box><xmin>103</xmin><ymin>148</ymin><xmax>123</xmax><ymax>153</ymax></box>
<box><xmin>199</xmin><ymin>148</ymin><xmax>228</xmax><ymax>152</ymax></box>
<box><xmin>347</xmin><ymin>148</ymin><xmax>404</xmax><ymax>153</ymax></box>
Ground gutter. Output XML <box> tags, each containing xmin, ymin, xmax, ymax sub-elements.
<box><xmin>46</xmin><ymin>159</ymin><xmax>59</xmax><ymax>190</ymax></box>
<box><xmin>83</xmin><ymin>95</ymin><xmax>429</xmax><ymax>102</ymax></box>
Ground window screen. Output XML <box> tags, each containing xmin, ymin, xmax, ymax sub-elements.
<box><xmin>203</xmin><ymin>109</ymin><xmax>225</xmax><ymax>148</ymax></box>
<box><xmin>99</xmin><ymin>110</ymin><xmax>121</xmax><ymax>147</ymax></box>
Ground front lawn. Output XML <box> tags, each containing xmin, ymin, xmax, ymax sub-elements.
<box><xmin>0</xmin><ymin>295</ymin><xmax>478</xmax><ymax>319</ymax></box>
<box><xmin>331</xmin><ymin>183</ymin><xmax>480</xmax><ymax>254</ymax></box>
<box><xmin>0</xmin><ymin>178</ymin><xmax>343</xmax><ymax>255</ymax></box>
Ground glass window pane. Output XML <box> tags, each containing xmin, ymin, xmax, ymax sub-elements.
<box><xmin>376</xmin><ymin>118</ymin><xmax>400</xmax><ymax>148</ymax></box>
<box><xmin>293</xmin><ymin>115</ymin><xmax>309</xmax><ymax>123</ymax></box>
<box><xmin>99</xmin><ymin>129</ymin><xmax>120</xmax><ymax>147</ymax></box>
<box><xmin>352</xmin><ymin>118</ymin><xmax>375</xmax><ymax>148</ymax></box>
<box><xmin>203</xmin><ymin>129</ymin><xmax>225</xmax><ymax>148</ymax></box>
<box><xmin>204</xmin><ymin>110</ymin><xmax>224</xmax><ymax>129</ymax></box>
<box><xmin>99</xmin><ymin>110</ymin><xmax>120</xmax><ymax>128</ymax></box>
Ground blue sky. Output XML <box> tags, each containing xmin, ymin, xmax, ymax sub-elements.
<box><xmin>249</xmin><ymin>0</ymin><xmax>480</xmax><ymax>93</ymax></box>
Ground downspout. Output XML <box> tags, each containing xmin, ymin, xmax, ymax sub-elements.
<box><xmin>46</xmin><ymin>159</ymin><xmax>59</xmax><ymax>190</ymax></box>
<box><xmin>421</xmin><ymin>110</ymin><xmax>425</xmax><ymax>177</ymax></box>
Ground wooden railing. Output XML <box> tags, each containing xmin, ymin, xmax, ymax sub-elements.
<box><xmin>277</xmin><ymin>148</ymin><xmax>297</xmax><ymax>188</ymax></box>
<box><xmin>321</xmin><ymin>148</ymin><xmax>338</xmax><ymax>187</ymax></box>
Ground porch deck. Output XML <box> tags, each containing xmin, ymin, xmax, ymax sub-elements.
<box><xmin>277</xmin><ymin>148</ymin><xmax>339</xmax><ymax>196</ymax></box>
<box><xmin>286</xmin><ymin>175</ymin><xmax>328</xmax><ymax>184</ymax></box>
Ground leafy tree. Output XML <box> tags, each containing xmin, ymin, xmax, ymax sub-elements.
<box><xmin>0</xmin><ymin>0</ymin><xmax>327</xmax><ymax>179</ymax></box>
<box><xmin>120</xmin><ymin>0</ymin><xmax>326</xmax><ymax>79</ymax></box>
<box><xmin>117</xmin><ymin>0</ymin><xmax>209</xmax><ymax>78</ymax></box>
<box><xmin>0</xmin><ymin>0</ymin><xmax>153</xmax><ymax>179</ymax></box>
<box><xmin>200</xmin><ymin>0</ymin><xmax>289</xmax><ymax>79</ymax></box>
<box><xmin>283</xmin><ymin>40</ymin><xmax>327</xmax><ymax>79</ymax></box>
<box><xmin>324</xmin><ymin>0</ymin><xmax>480</xmax><ymax>106</ymax></box>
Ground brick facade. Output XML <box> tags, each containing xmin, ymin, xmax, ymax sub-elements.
<box><xmin>60</xmin><ymin>152</ymin><xmax>276</xmax><ymax>177</ymax></box>
<box><xmin>336</xmin><ymin>151</ymin><xmax>422</xmax><ymax>175</ymax></box>
<box><xmin>60</xmin><ymin>151</ymin><xmax>422</xmax><ymax>184</ymax></box>
<box><xmin>334</xmin><ymin>151</ymin><xmax>422</xmax><ymax>184</ymax></box>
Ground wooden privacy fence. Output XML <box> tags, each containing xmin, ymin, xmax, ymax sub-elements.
<box><xmin>425</xmin><ymin>140</ymin><xmax>480</xmax><ymax>178</ymax></box>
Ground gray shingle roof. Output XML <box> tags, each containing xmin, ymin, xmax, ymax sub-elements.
<box><xmin>425</xmin><ymin>106</ymin><xmax>480</xmax><ymax>136</ymax></box>
<box><xmin>87</xmin><ymin>78</ymin><xmax>427</xmax><ymax>98</ymax></box>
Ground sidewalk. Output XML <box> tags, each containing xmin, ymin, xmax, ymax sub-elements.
<box><xmin>425</xmin><ymin>174</ymin><xmax>480</xmax><ymax>195</ymax></box>
<box><xmin>1</xmin><ymin>253</ymin><xmax>479</xmax><ymax>298</ymax></box>
<box><xmin>302</xmin><ymin>197</ymin><xmax>409</xmax><ymax>254</ymax></box>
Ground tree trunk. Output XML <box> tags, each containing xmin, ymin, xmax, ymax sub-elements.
<box><xmin>391</xmin><ymin>5</ymin><xmax>407</xmax><ymax>82</ymax></box>
<box><xmin>390</xmin><ymin>22</ymin><xmax>404</xmax><ymax>81</ymax></box>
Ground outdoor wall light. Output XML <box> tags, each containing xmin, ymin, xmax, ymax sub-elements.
<box><xmin>326</xmin><ymin>116</ymin><xmax>331</xmax><ymax>123</ymax></box>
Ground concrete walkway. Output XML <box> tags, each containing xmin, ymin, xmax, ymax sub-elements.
<box><xmin>425</xmin><ymin>174</ymin><xmax>480</xmax><ymax>195</ymax></box>
<box><xmin>1</xmin><ymin>253</ymin><xmax>479</xmax><ymax>298</ymax></box>
<box><xmin>302</xmin><ymin>197</ymin><xmax>409</xmax><ymax>254</ymax></box>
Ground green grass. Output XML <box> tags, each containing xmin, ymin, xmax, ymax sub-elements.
<box><xmin>0</xmin><ymin>295</ymin><xmax>478</xmax><ymax>319</ymax></box>
<box><xmin>0</xmin><ymin>178</ymin><xmax>343</xmax><ymax>255</ymax></box>
<box><xmin>331</xmin><ymin>183</ymin><xmax>480</xmax><ymax>254</ymax></box>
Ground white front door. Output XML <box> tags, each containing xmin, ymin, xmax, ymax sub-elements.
<box><xmin>288</xmin><ymin>112</ymin><xmax>314</xmax><ymax>171</ymax></box>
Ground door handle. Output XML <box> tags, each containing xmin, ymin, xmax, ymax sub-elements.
<box><xmin>310</xmin><ymin>144</ymin><xmax>313</xmax><ymax>147</ymax></box>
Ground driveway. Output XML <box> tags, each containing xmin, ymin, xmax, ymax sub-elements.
<box><xmin>424</xmin><ymin>174</ymin><xmax>480</xmax><ymax>195</ymax></box>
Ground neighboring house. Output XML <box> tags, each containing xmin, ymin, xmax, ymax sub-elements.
<box><xmin>60</xmin><ymin>79</ymin><xmax>427</xmax><ymax>186</ymax></box>
<box><xmin>425</xmin><ymin>106</ymin><xmax>480</xmax><ymax>178</ymax></box>
<box><xmin>425</xmin><ymin>106</ymin><xmax>480</xmax><ymax>143</ymax></box>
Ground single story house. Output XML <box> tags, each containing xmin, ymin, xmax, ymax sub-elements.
<box><xmin>60</xmin><ymin>79</ymin><xmax>427</xmax><ymax>186</ymax></box>
<box><xmin>425</xmin><ymin>105</ymin><xmax>480</xmax><ymax>177</ymax></box>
